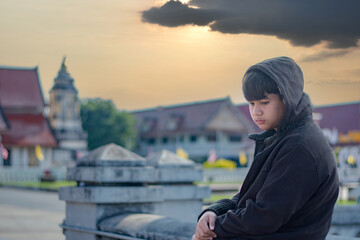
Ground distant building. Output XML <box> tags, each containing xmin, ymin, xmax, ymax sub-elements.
<box><xmin>0</xmin><ymin>66</ymin><xmax>57</xmax><ymax>168</ymax></box>
<box><xmin>48</xmin><ymin>58</ymin><xmax>87</xmax><ymax>164</ymax></box>
<box><xmin>313</xmin><ymin>101</ymin><xmax>360</xmax><ymax>147</ymax></box>
<box><xmin>132</xmin><ymin>97</ymin><xmax>256</xmax><ymax>162</ymax></box>
<box><xmin>313</xmin><ymin>101</ymin><xmax>360</xmax><ymax>182</ymax></box>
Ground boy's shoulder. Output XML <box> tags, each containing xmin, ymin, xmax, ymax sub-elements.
<box><xmin>280</xmin><ymin>120</ymin><xmax>331</xmax><ymax>156</ymax></box>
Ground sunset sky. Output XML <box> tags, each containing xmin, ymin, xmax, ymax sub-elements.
<box><xmin>0</xmin><ymin>0</ymin><xmax>359</xmax><ymax>111</ymax></box>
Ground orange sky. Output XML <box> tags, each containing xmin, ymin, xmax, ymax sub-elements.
<box><xmin>0</xmin><ymin>0</ymin><xmax>359</xmax><ymax>111</ymax></box>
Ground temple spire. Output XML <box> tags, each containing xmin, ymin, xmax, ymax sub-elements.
<box><xmin>49</xmin><ymin>56</ymin><xmax>87</xmax><ymax>157</ymax></box>
<box><xmin>60</xmin><ymin>56</ymin><xmax>67</xmax><ymax>73</ymax></box>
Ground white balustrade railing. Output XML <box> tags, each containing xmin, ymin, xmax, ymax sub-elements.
<box><xmin>0</xmin><ymin>167</ymin><xmax>66</xmax><ymax>183</ymax></box>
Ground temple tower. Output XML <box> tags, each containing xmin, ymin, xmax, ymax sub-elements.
<box><xmin>49</xmin><ymin>57</ymin><xmax>87</xmax><ymax>163</ymax></box>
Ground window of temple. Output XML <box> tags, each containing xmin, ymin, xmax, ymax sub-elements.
<box><xmin>190</xmin><ymin>135</ymin><xmax>197</xmax><ymax>142</ymax></box>
<box><xmin>207</xmin><ymin>135</ymin><xmax>217</xmax><ymax>142</ymax></box>
<box><xmin>147</xmin><ymin>138</ymin><xmax>156</xmax><ymax>145</ymax></box>
<box><xmin>142</xmin><ymin>118</ymin><xmax>156</xmax><ymax>133</ymax></box>
<box><xmin>162</xmin><ymin>137</ymin><xmax>168</xmax><ymax>144</ymax></box>
<box><xmin>166</xmin><ymin>114</ymin><xmax>183</xmax><ymax>131</ymax></box>
<box><xmin>229</xmin><ymin>135</ymin><xmax>242</xmax><ymax>142</ymax></box>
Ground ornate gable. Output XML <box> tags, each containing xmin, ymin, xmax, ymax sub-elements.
<box><xmin>206</xmin><ymin>104</ymin><xmax>245</xmax><ymax>132</ymax></box>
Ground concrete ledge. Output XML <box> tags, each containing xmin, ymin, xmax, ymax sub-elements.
<box><xmin>96</xmin><ymin>213</ymin><xmax>358</xmax><ymax>240</ymax></box>
<box><xmin>67</xmin><ymin>166</ymin><xmax>155</xmax><ymax>183</ymax></box>
<box><xmin>162</xmin><ymin>185</ymin><xmax>211</xmax><ymax>200</ymax></box>
<box><xmin>59</xmin><ymin>185</ymin><xmax>211</xmax><ymax>203</ymax></box>
<box><xmin>64</xmin><ymin>202</ymin><xmax>157</xmax><ymax>229</ymax></box>
<box><xmin>98</xmin><ymin>213</ymin><xmax>195</xmax><ymax>240</ymax></box>
<box><xmin>332</xmin><ymin>205</ymin><xmax>360</xmax><ymax>224</ymax></box>
<box><xmin>329</xmin><ymin>205</ymin><xmax>360</xmax><ymax>237</ymax></box>
<box><xmin>156</xmin><ymin>167</ymin><xmax>203</xmax><ymax>183</ymax></box>
<box><xmin>67</xmin><ymin>166</ymin><xmax>204</xmax><ymax>183</ymax></box>
<box><xmin>59</xmin><ymin>186</ymin><xmax>163</xmax><ymax>203</ymax></box>
<box><xmin>326</xmin><ymin>235</ymin><xmax>359</xmax><ymax>240</ymax></box>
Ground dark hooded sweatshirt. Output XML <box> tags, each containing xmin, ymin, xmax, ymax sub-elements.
<box><xmin>199</xmin><ymin>57</ymin><xmax>339</xmax><ymax>240</ymax></box>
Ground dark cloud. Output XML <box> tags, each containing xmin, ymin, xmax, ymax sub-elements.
<box><xmin>141</xmin><ymin>1</ymin><xmax>222</xmax><ymax>27</ymax></box>
<box><xmin>300</xmin><ymin>50</ymin><xmax>351</xmax><ymax>62</ymax></box>
<box><xmin>142</xmin><ymin>0</ymin><xmax>360</xmax><ymax>49</ymax></box>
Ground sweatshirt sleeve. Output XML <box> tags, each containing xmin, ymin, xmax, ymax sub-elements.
<box><xmin>198</xmin><ymin>192</ymin><xmax>240</xmax><ymax>220</ymax></box>
<box><xmin>213</xmin><ymin>144</ymin><xmax>319</xmax><ymax>238</ymax></box>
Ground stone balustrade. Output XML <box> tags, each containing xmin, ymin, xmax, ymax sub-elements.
<box><xmin>329</xmin><ymin>205</ymin><xmax>360</xmax><ymax>238</ymax></box>
<box><xmin>59</xmin><ymin>143</ymin><xmax>210</xmax><ymax>240</ymax></box>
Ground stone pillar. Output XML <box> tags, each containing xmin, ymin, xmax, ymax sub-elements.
<box><xmin>329</xmin><ymin>205</ymin><xmax>360</xmax><ymax>237</ymax></box>
<box><xmin>59</xmin><ymin>144</ymin><xmax>210</xmax><ymax>240</ymax></box>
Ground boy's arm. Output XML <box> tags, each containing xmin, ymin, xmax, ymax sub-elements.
<box><xmin>212</xmin><ymin>145</ymin><xmax>319</xmax><ymax>238</ymax></box>
<box><xmin>194</xmin><ymin>193</ymin><xmax>240</xmax><ymax>240</ymax></box>
<box><xmin>198</xmin><ymin>192</ymin><xmax>240</xmax><ymax>220</ymax></box>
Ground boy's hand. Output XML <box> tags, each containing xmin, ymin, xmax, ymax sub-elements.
<box><xmin>194</xmin><ymin>211</ymin><xmax>217</xmax><ymax>240</ymax></box>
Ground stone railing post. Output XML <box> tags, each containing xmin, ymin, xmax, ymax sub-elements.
<box><xmin>59</xmin><ymin>143</ymin><xmax>210</xmax><ymax>240</ymax></box>
<box><xmin>329</xmin><ymin>205</ymin><xmax>360</xmax><ymax>237</ymax></box>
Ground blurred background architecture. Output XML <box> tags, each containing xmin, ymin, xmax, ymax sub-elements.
<box><xmin>0</xmin><ymin>59</ymin><xmax>87</xmax><ymax>173</ymax></box>
<box><xmin>0</xmin><ymin>60</ymin><xmax>358</xmax><ymax>187</ymax></box>
<box><xmin>48</xmin><ymin>57</ymin><xmax>87</xmax><ymax>166</ymax></box>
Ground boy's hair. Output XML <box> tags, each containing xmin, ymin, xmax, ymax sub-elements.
<box><xmin>242</xmin><ymin>70</ymin><xmax>283</xmax><ymax>101</ymax></box>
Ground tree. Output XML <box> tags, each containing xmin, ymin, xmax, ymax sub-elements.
<box><xmin>80</xmin><ymin>98</ymin><xmax>137</xmax><ymax>150</ymax></box>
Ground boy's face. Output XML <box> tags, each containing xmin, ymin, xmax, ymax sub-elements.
<box><xmin>248</xmin><ymin>93</ymin><xmax>285</xmax><ymax>131</ymax></box>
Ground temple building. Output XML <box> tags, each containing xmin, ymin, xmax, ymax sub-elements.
<box><xmin>0</xmin><ymin>59</ymin><xmax>87</xmax><ymax>169</ymax></box>
<box><xmin>312</xmin><ymin>101</ymin><xmax>360</xmax><ymax>182</ymax></box>
<box><xmin>0</xmin><ymin>66</ymin><xmax>57</xmax><ymax>168</ymax></box>
<box><xmin>132</xmin><ymin>97</ymin><xmax>256</xmax><ymax>163</ymax></box>
<box><xmin>312</xmin><ymin>101</ymin><xmax>360</xmax><ymax>147</ymax></box>
<box><xmin>48</xmin><ymin>58</ymin><xmax>87</xmax><ymax>164</ymax></box>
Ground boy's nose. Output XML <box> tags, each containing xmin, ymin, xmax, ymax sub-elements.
<box><xmin>252</xmin><ymin>105</ymin><xmax>262</xmax><ymax>115</ymax></box>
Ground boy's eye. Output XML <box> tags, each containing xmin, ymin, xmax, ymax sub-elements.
<box><xmin>261</xmin><ymin>101</ymin><xmax>269</xmax><ymax>105</ymax></box>
<box><xmin>249</xmin><ymin>102</ymin><xmax>255</xmax><ymax>106</ymax></box>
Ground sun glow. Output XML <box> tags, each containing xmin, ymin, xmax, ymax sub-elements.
<box><xmin>155</xmin><ymin>0</ymin><xmax>190</xmax><ymax>6</ymax></box>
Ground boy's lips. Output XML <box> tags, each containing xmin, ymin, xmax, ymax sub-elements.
<box><xmin>255</xmin><ymin>120</ymin><xmax>265</xmax><ymax>125</ymax></box>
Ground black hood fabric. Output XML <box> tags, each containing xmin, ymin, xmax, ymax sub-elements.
<box><xmin>243</xmin><ymin>56</ymin><xmax>312</xmax><ymax>132</ymax></box>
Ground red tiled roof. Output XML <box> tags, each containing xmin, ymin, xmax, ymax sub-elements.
<box><xmin>1</xmin><ymin>113</ymin><xmax>57</xmax><ymax>147</ymax></box>
<box><xmin>0</xmin><ymin>67</ymin><xmax>45</xmax><ymax>111</ymax></box>
<box><xmin>0</xmin><ymin>66</ymin><xmax>56</xmax><ymax>146</ymax></box>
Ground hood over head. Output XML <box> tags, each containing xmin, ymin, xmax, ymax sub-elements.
<box><xmin>243</xmin><ymin>57</ymin><xmax>312</xmax><ymax>132</ymax></box>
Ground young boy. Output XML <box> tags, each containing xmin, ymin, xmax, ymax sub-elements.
<box><xmin>193</xmin><ymin>57</ymin><xmax>339</xmax><ymax>240</ymax></box>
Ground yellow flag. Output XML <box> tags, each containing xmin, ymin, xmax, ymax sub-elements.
<box><xmin>35</xmin><ymin>145</ymin><xmax>44</xmax><ymax>161</ymax></box>
<box><xmin>239</xmin><ymin>151</ymin><xmax>247</xmax><ymax>166</ymax></box>
<box><xmin>176</xmin><ymin>148</ymin><xmax>188</xmax><ymax>159</ymax></box>
<box><xmin>347</xmin><ymin>155</ymin><xmax>355</xmax><ymax>165</ymax></box>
